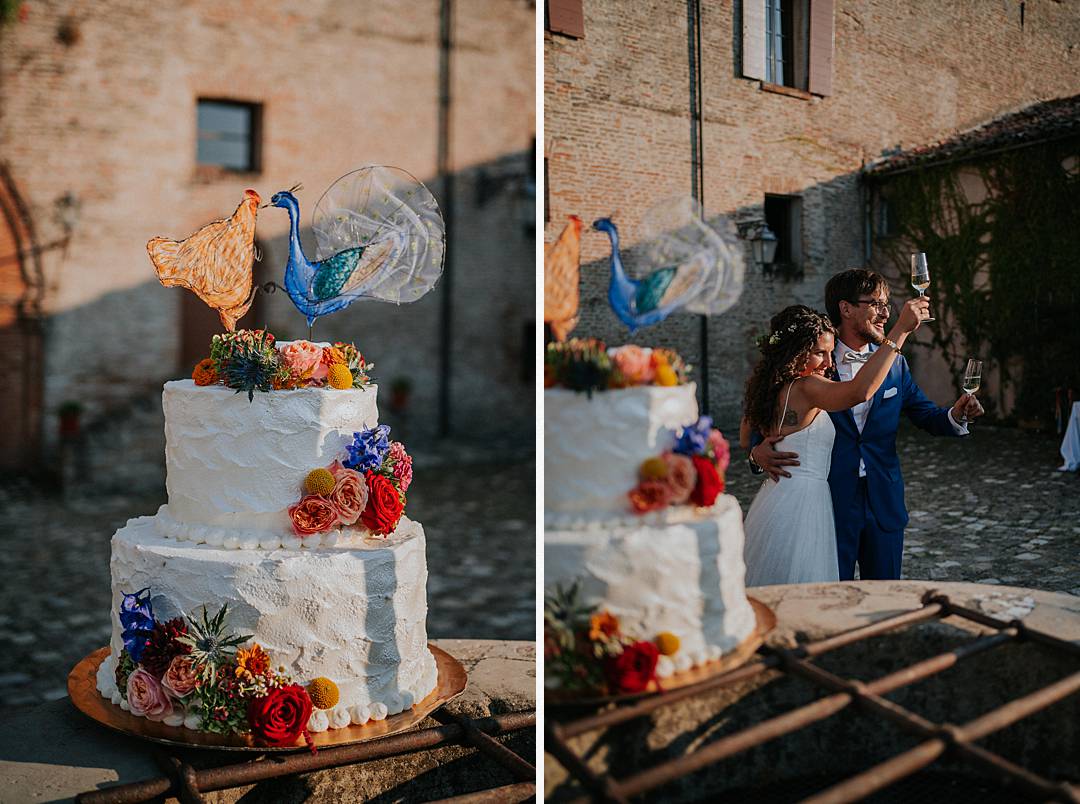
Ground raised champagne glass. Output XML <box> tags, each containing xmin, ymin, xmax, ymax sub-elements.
<box><xmin>911</xmin><ymin>252</ymin><xmax>935</xmax><ymax>322</ymax></box>
<box><xmin>961</xmin><ymin>358</ymin><xmax>982</xmax><ymax>423</ymax></box>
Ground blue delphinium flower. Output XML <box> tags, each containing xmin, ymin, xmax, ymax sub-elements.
<box><xmin>343</xmin><ymin>424</ymin><xmax>391</xmax><ymax>472</ymax></box>
<box><xmin>119</xmin><ymin>587</ymin><xmax>156</xmax><ymax>663</ymax></box>
<box><xmin>673</xmin><ymin>416</ymin><xmax>713</xmax><ymax>456</ymax></box>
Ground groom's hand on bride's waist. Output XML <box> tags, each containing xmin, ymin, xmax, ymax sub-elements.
<box><xmin>751</xmin><ymin>436</ymin><xmax>800</xmax><ymax>482</ymax></box>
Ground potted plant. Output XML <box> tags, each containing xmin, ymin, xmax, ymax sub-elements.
<box><xmin>390</xmin><ymin>377</ymin><xmax>412</xmax><ymax>414</ymax></box>
<box><xmin>58</xmin><ymin>400</ymin><xmax>83</xmax><ymax>438</ymax></box>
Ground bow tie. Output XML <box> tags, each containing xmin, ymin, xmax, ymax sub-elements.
<box><xmin>842</xmin><ymin>350</ymin><xmax>871</xmax><ymax>364</ymax></box>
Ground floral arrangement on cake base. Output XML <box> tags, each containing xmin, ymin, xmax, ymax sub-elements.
<box><xmin>289</xmin><ymin>425</ymin><xmax>412</xmax><ymax>538</ymax></box>
<box><xmin>544</xmin><ymin>339</ymin><xmax>690</xmax><ymax>395</ymax></box>
<box><xmin>544</xmin><ymin>583</ymin><xmax>662</xmax><ymax>696</ymax></box>
<box><xmin>629</xmin><ymin>416</ymin><xmax>731</xmax><ymax>514</ymax></box>
<box><xmin>191</xmin><ymin>329</ymin><xmax>374</xmax><ymax>400</ymax></box>
<box><xmin>114</xmin><ymin>587</ymin><xmax>315</xmax><ymax>748</ymax></box>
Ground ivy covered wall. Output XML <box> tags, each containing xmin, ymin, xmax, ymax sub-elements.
<box><xmin>869</xmin><ymin>138</ymin><xmax>1080</xmax><ymax>426</ymax></box>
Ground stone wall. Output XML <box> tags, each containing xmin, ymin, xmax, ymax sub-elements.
<box><xmin>545</xmin><ymin>0</ymin><xmax>1080</xmax><ymax>427</ymax></box>
<box><xmin>0</xmin><ymin>0</ymin><xmax>535</xmax><ymax>460</ymax></box>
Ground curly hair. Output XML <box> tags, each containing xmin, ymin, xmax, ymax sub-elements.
<box><xmin>744</xmin><ymin>305</ymin><xmax>836</xmax><ymax>434</ymax></box>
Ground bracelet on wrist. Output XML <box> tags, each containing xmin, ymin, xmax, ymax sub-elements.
<box><xmin>881</xmin><ymin>337</ymin><xmax>901</xmax><ymax>354</ymax></box>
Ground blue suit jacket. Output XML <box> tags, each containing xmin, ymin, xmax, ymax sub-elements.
<box><xmin>750</xmin><ymin>345</ymin><xmax>960</xmax><ymax>532</ymax></box>
<box><xmin>827</xmin><ymin>347</ymin><xmax>958</xmax><ymax>531</ymax></box>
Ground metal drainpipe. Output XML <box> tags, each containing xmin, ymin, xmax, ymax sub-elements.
<box><xmin>688</xmin><ymin>0</ymin><xmax>708</xmax><ymax>415</ymax></box>
<box><xmin>438</xmin><ymin>0</ymin><xmax>454</xmax><ymax>437</ymax></box>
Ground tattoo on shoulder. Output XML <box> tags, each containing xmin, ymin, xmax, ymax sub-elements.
<box><xmin>783</xmin><ymin>410</ymin><xmax>799</xmax><ymax>427</ymax></box>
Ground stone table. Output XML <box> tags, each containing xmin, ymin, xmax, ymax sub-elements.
<box><xmin>0</xmin><ymin>639</ymin><xmax>535</xmax><ymax>803</ymax></box>
<box><xmin>546</xmin><ymin>581</ymin><xmax>1080</xmax><ymax>801</ymax></box>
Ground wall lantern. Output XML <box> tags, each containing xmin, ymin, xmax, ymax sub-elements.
<box><xmin>742</xmin><ymin>220</ymin><xmax>778</xmax><ymax>267</ymax></box>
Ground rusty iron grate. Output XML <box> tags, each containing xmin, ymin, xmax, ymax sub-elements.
<box><xmin>76</xmin><ymin>709</ymin><xmax>535</xmax><ymax>804</ymax></box>
<box><xmin>546</xmin><ymin>591</ymin><xmax>1080</xmax><ymax>803</ymax></box>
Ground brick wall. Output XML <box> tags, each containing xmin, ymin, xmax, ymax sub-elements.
<box><xmin>0</xmin><ymin>0</ymin><xmax>535</xmax><ymax>461</ymax></box>
<box><xmin>545</xmin><ymin>0</ymin><xmax>1080</xmax><ymax>428</ymax></box>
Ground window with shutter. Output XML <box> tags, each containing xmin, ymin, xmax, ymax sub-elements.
<box><xmin>546</xmin><ymin>0</ymin><xmax>584</xmax><ymax>39</ymax></box>
<box><xmin>741</xmin><ymin>0</ymin><xmax>832</xmax><ymax>97</ymax></box>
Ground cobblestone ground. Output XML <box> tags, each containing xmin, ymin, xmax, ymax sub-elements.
<box><xmin>0</xmin><ymin>401</ymin><xmax>534</xmax><ymax>713</ymax></box>
<box><xmin>726</xmin><ymin>421</ymin><xmax>1080</xmax><ymax>594</ymax></box>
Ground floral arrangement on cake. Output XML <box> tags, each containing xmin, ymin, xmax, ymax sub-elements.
<box><xmin>289</xmin><ymin>425</ymin><xmax>412</xmax><ymax>538</ymax></box>
<box><xmin>628</xmin><ymin>416</ymin><xmax>731</xmax><ymax>514</ymax></box>
<box><xmin>191</xmin><ymin>329</ymin><xmax>373</xmax><ymax>400</ymax></box>
<box><xmin>545</xmin><ymin>583</ymin><xmax>692</xmax><ymax>696</ymax></box>
<box><xmin>544</xmin><ymin>339</ymin><xmax>690</xmax><ymax>395</ymax></box>
<box><xmin>114</xmin><ymin>588</ymin><xmax>316</xmax><ymax>747</ymax></box>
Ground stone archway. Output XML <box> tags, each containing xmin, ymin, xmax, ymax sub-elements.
<box><xmin>0</xmin><ymin>163</ymin><xmax>45</xmax><ymax>473</ymax></box>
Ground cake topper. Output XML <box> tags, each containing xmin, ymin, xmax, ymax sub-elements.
<box><xmin>269</xmin><ymin>166</ymin><xmax>445</xmax><ymax>332</ymax></box>
<box><xmin>147</xmin><ymin>189</ymin><xmax>261</xmax><ymax>331</ymax></box>
<box><xmin>544</xmin><ymin>215</ymin><xmax>583</xmax><ymax>342</ymax></box>
<box><xmin>593</xmin><ymin>197</ymin><xmax>744</xmax><ymax>333</ymax></box>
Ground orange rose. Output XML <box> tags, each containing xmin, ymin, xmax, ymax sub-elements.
<box><xmin>327</xmin><ymin>461</ymin><xmax>368</xmax><ymax>526</ymax></box>
<box><xmin>288</xmin><ymin>495</ymin><xmax>340</xmax><ymax>537</ymax></box>
<box><xmin>161</xmin><ymin>655</ymin><xmax>198</xmax><ymax>699</ymax></box>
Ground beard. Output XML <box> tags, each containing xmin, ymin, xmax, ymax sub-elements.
<box><xmin>859</xmin><ymin>316</ymin><xmax>888</xmax><ymax>345</ymax></box>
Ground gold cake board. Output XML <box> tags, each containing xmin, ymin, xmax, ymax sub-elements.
<box><xmin>547</xmin><ymin>597</ymin><xmax>776</xmax><ymax>706</ymax></box>
<box><xmin>68</xmin><ymin>644</ymin><xmax>468</xmax><ymax>751</ymax></box>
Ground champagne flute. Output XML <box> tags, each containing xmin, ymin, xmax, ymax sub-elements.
<box><xmin>961</xmin><ymin>358</ymin><xmax>982</xmax><ymax>423</ymax></box>
<box><xmin>910</xmin><ymin>252</ymin><xmax>935</xmax><ymax>322</ymax></box>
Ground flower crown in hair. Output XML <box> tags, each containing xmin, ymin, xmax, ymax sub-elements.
<box><xmin>755</xmin><ymin>322</ymin><xmax>798</xmax><ymax>351</ymax></box>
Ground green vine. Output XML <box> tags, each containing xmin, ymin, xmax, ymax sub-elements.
<box><xmin>875</xmin><ymin>139</ymin><xmax>1080</xmax><ymax>426</ymax></box>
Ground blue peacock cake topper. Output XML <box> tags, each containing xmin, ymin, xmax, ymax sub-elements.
<box><xmin>269</xmin><ymin>165</ymin><xmax>445</xmax><ymax>331</ymax></box>
<box><xmin>593</xmin><ymin>197</ymin><xmax>744</xmax><ymax>333</ymax></box>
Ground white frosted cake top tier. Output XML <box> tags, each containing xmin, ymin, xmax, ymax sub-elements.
<box><xmin>544</xmin><ymin>383</ymin><xmax>699</xmax><ymax>517</ymax></box>
<box><xmin>163</xmin><ymin>380</ymin><xmax>379</xmax><ymax>534</ymax></box>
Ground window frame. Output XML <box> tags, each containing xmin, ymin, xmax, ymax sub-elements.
<box><xmin>195</xmin><ymin>98</ymin><xmax>263</xmax><ymax>175</ymax></box>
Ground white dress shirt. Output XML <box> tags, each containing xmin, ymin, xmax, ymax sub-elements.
<box><xmin>833</xmin><ymin>338</ymin><xmax>968</xmax><ymax>479</ymax></box>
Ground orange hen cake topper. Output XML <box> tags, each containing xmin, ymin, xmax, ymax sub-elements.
<box><xmin>147</xmin><ymin>189</ymin><xmax>261</xmax><ymax>331</ymax></box>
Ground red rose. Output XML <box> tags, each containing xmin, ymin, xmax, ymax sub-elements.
<box><xmin>604</xmin><ymin>641</ymin><xmax>659</xmax><ymax>694</ymax></box>
<box><xmin>361</xmin><ymin>471</ymin><xmax>405</xmax><ymax>535</ymax></box>
<box><xmin>247</xmin><ymin>683</ymin><xmax>313</xmax><ymax>747</ymax></box>
<box><xmin>690</xmin><ymin>455</ymin><xmax>724</xmax><ymax>507</ymax></box>
<box><xmin>288</xmin><ymin>495</ymin><xmax>340</xmax><ymax>537</ymax></box>
<box><xmin>628</xmin><ymin>480</ymin><xmax>672</xmax><ymax>514</ymax></box>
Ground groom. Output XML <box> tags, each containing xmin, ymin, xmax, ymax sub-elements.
<box><xmin>749</xmin><ymin>269</ymin><xmax>984</xmax><ymax>581</ymax></box>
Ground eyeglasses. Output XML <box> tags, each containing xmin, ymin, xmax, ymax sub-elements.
<box><xmin>849</xmin><ymin>299</ymin><xmax>890</xmax><ymax>315</ymax></box>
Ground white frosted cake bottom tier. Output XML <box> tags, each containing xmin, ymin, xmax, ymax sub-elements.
<box><xmin>545</xmin><ymin>495</ymin><xmax>756</xmax><ymax>676</ymax></box>
<box><xmin>96</xmin><ymin>513</ymin><xmax>438</xmax><ymax>732</ymax></box>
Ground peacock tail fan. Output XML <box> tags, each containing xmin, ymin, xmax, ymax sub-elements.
<box><xmin>311</xmin><ymin>166</ymin><xmax>445</xmax><ymax>306</ymax></box>
<box><xmin>643</xmin><ymin>196</ymin><xmax>745</xmax><ymax>317</ymax></box>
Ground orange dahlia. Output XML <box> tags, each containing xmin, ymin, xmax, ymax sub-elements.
<box><xmin>192</xmin><ymin>358</ymin><xmax>218</xmax><ymax>386</ymax></box>
<box><xmin>235</xmin><ymin>643</ymin><xmax>271</xmax><ymax>682</ymax></box>
<box><xmin>589</xmin><ymin>611</ymin><xmax>620</xmax><ymax>642</ymax></box>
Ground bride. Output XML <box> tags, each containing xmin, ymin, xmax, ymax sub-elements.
<box><xmin>740</xmin><ymin>302</ymin><xmax>923</xmax><ymax>586</ymax></box>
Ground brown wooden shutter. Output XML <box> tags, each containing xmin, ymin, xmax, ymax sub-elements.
<box><xmin>808</xmin><ymin>0</ymin><xmax>834</xmax><ymax>96</ymax></box>
<box><xmin>741</xmin><ymin>0</ymin><xmax>766</xmax><ymax>80</ymax></box>
<box><xmin>547</xmin><ymin>0</ymin><xmax>584</xmax><ymax>39</ymax></box>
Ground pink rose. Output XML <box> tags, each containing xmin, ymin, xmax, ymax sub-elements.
<box><xmin>661</xmin><ymin>452</ymin><xmax>696</xmax><ymax>504</ymax></box>
<box><xmin>611</xmin><ymin>345</ymin><xmax>655</xmax><ymax>385</ymax></box>
<box><xmin>279</xmin><ymin>341</ymin><xmax>328</xmax><ymax>381</ymax></box>
<box><xmin>388</xmin><ymin>442</ymin><xmax>413</xmax><ymax>492</ymax></box>
<box><xmin>288</xmin><ymin>495</ymin><xmax>340</xmax><ymax>536</ymax></box>
<box><xmin>126</xmin><ymin>667</ymin><xmax>173</xmax><ymax>720</ymax></box>
<box><xmin>161</xmin><ymin>655</ymin><xmax>198</xmax><ymax>699</ymax></box>
<box><xmin>708</xmin><ymin>430</ymin><xmax>731</xmax><ymax>474</ymax></box>
<box><xmin>328</xmin><ymin>460</ymin><xmax>368</xmax><ymax>526</ymax></box>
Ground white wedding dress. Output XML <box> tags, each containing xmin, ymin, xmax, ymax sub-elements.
<box><xmin>743</xmin><ymin>381</ymin><xmax>840</xmax><ymax>586</ymax></box>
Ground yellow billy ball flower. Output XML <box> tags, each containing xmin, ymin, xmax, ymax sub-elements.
<box><xmin>304</xmin><ymin>468</ymin><xmax>336</xmax><ymax>496</ymax></box>
<box><xmin>328</xmin><ymin>363</ymin><xmax>354</xmax><ymax>390</ymax></box>
<box><xmin>306</xmin><ymin>677</ymin><xmax>340</xmax><ymax>710</ymax></box>
<box><xmin>655</xmin><ymin>362</ymin><xmax>678</xmax><ymax>387</ymax></box>
<box><xmin>639</xmin><ymin>457</ymin><xmax>668</xmax><ymax>481</ymax></box>
<box><xmin>655</xmin><ymin>632</ymin><xmax>680</xmax><ymax>656</ymax></box>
